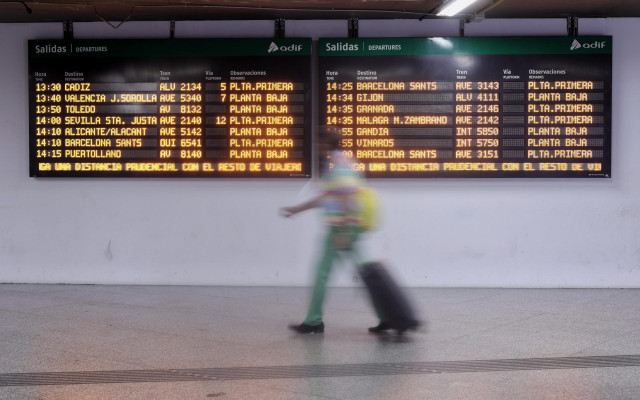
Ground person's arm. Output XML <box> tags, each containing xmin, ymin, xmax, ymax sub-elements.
<box><xmin>279</xmin><ymin>196</ymin><xmax>322</xmax><ymax>218</ymax></box>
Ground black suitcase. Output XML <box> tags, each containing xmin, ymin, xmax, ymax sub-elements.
<box><xmin>359</xmin><ymin>261</ymin><xmax>419</xmax><ymax>334</ymax></box>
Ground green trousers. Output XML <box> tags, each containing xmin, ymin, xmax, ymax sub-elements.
<box><xmin>303</xmin><ymin>225</ymin><xmax>384</xmax><ymax>326</ymax></box>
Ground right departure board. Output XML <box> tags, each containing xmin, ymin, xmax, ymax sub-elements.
<box><xmin>319</xmin><ymin>36</ymin><xmax>612</xmax><ymax>178</ymax></box>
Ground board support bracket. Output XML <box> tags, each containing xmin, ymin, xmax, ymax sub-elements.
<box><xmin>567</xmin><ymin>16</ymin><xmax>579</xmax><ymax>36</ymax></box>
<box><xmin>275</xmin><ymin>18</ymin><xmax>286</xmax><ymax>38</ymax></box>
<box><xmin>348</xmin><ymin>18</ymin><xmax>359</xmax><ymax>38</ymax></box>
<box><xmin>63</xmin><ymin>21</ymin><xmax>73</xmax><ymax>40</ymax></box>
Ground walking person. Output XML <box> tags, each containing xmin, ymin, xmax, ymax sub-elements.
<box><xmin>280</xmin><ymin>127</ymin><xmax>387</xmax><ymax>334</ymax></box>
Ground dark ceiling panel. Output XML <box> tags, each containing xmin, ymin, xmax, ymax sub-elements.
<box><xmin>484</xmin><ymin>0</ymin><xmax>640</xmax><ymax>18</ymax></box>
<box><xmin>0</xmin><ymin>0</ymin><xmax>639</xmax><ymax>23</ymax></box>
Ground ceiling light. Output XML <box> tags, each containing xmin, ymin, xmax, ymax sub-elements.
<box><xmin>437</xmin><ymin>0</ymin><xmax>478</xmax><ymax>16</ymax></box>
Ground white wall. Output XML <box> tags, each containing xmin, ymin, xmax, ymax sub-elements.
<box><xmin>1</xmin><ymin>18</ymin><xmax>639</xmax><ymax>287</ymax></box>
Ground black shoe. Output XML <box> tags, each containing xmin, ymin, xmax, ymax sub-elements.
<box><xmin>289</xmin><ymin>322</ymin><xmax>324</xmax><ymax>334</ymax></box>
<box><xmin>368</xmin><ymin>321</ymin><xmax>393</xmax><ymax>333</ymax></box>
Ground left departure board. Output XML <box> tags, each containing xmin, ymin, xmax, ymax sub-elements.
<box><xmin>29</xmin><ymin>38</ymin><xmax>311</xmax><ymax>177</ymax></box>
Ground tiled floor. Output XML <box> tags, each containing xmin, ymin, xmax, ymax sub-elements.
<box><xmin>0</xmin><ymin>284</ymin><xmax>639</xmax><ymax>399</ymax></box>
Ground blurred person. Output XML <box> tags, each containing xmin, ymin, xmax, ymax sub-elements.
<box><xmin>280</xmin><ymin>126</ymin><xmax>387</xmax><ymax>334</ymax></box>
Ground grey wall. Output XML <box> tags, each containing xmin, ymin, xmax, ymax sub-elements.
<box><xmin>1</xmin><ymin>18</ymin><xmax>638</xmax><ymax>287</ymax></box>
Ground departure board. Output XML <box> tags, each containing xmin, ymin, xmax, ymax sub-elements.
<box><xmin>319</xmin><ymin>36</ymin><xmax>612</xmax><ymax>178</ymax></box>
<box><xmin>29</xmin><ymin>38</ymin><xmax>311</xmax><ymax>177</ymax></box>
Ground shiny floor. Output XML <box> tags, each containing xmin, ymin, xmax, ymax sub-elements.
<box><xmin>1</xmin><ymin>284</ymin><xmax>639</xmax><ymax>399</ymax></box>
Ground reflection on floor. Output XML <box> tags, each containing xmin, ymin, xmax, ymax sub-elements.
<box><xmin>1</xmin><ymin>284</ymin><xmax>639</xmax><ymax>399</ymax></box>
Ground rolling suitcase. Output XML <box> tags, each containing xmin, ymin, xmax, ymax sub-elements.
<box><xmin>359</xmin><ymin>261</ymin><xmax>419</xmax><ymax>334</ymax></box>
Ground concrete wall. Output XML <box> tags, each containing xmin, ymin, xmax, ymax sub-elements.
<box><xmin>1</xmin><ymin>18</ymin><xmax>638</xmax><ymax>287</ymax></box>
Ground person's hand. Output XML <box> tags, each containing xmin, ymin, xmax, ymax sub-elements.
<box><xmin>279</xmin><ymin>197</ymin><xmax>320</xmax><ymax>218</ymax></box>
<box><xmin>279</xmin><ymin>206</ymin><xmax>299</xmax><ymax>218</ymax></box>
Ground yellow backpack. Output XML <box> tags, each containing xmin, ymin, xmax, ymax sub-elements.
<box><xmin>358</xmin><ymin>186</ymin><xmax>379</xmax><ymax>232</ymax></box>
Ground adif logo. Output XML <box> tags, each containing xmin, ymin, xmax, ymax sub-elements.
<box><xmin>268</xmin><ymin>42</ymin><xmax>302</xmax><ymax>53</ymax></box>
<box><xmin>570</xmin><ymin>39</ymin><xmax>582</xmax><ymax>50</ymax></box>
<box><xmin>570</xmin><ymin>39</ymin><xmax>607</xmax><ymax>50</ymax></box>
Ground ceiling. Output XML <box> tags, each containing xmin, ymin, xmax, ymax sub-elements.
<box><xmin>1</xmin><ymin>0</ymin><xmax>639</xmax><ymax>24</ymax></box>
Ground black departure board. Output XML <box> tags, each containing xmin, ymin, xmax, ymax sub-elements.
<box><xmin>319</xmin><ymin>36</ymin><xmax>612</xmax><ymax>178</ymax></box>
<box><xmin>29</xmin><ymin>38</ymin><xmax>311</xmax><ymax>177</ymax></box>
